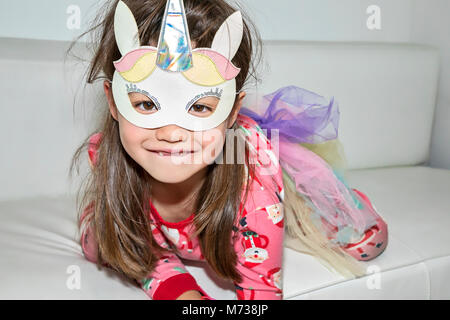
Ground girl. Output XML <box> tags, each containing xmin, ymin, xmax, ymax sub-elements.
<box><xmin>70</xmin><ymin>0</ymin><xmax>388</xmax><ymax>300</ymax></box>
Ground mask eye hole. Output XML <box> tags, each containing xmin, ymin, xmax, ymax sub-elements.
<box><xmin>186</xmin><ymin>96</ymin><xmax>219</xmax><ymax>118</ymax></box>
<box><xmin>128</xmin><ymin>91</ymin><xmax>160</xmax><ymax>115</ymax></box>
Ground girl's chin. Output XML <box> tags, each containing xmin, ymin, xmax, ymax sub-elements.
<box><xmin>148</xmin><ymin>171</ymin><xmax>197</xmax><ymax>184</ymax></box>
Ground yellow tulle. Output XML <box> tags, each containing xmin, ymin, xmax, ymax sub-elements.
<box><xmin>299</xmin><ymin>139</ymin><xmax>349</xmax><ymax>180</ymax></box>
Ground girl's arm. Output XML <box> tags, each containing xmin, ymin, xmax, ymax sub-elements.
<box><xmin>141</xmin><ymin>223</ymin><xmax>214</xmax><ymax>299</ymax></box>
<box><xmin>233</xmin><ymin>163</ymin><xmax>285</xmax><ymax>300</ymax></box>
<box><xmin>81</xmin><ymin>132</ymin><xmax>213</xmax><ymax>300</ymax></box>
<box><xmin>80</xmin><ymin>207</ymin><xmax>99</xmax><ymax>264</ymax></box>
<box><xmin>80</xmin><ymin>214</ymin><xmax>212</xmax><ymax>299</ymax></box>
<box><xmin>233</xmin><ymin>205</ymin><xmax>285</xmax><ymax>300</ymax></box>
<box><xmin>176</xmin><ymin>290</ymin><xmax>203</xmax><ymax>300</ymax></box>
<box><xmin>138</xmin><ymin>252</ymin><xmax>213</xmax><ymax>300</ymax></box>
<box><xmin>233</xmin><ymin>115</ymin><xmax>285</xmax><ymax>300</ymax></box>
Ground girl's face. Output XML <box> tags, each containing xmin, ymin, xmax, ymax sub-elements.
<box><xmin>104</xmin><ymin>80</ymin><xmax>246</xmax><ymax>184</ymax></box>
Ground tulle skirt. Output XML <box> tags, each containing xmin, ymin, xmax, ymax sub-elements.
<box><xmin>239</xmin><ymin>86</ymin><xmax>381</xmax><ymax>247</ymax></box>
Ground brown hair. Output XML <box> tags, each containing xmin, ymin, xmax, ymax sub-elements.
<box><xmin>68</xmin><ymin>0</ymin><xmax>263</xmax><ymax>284</ymax></box>
<box><xmin>69</xmin><ymin>0</ymin><xmax>367</xmax><ymax>290</ymax></box>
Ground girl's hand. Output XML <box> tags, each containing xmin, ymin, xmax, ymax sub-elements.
<box><xmin>176</xmin><ymin>290</ymin><xmax>204</xmax><ymax>300</ymax></box>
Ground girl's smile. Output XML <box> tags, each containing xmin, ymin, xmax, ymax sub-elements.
<box><xmin>103</xmin><ymin>79</ymin><xmax>246</xmax><ymax>184</ymax></box>
<box><xmin>148</xmin><ymin>149</ymin><xmax>196</xmax><ymax>157</ymax></box>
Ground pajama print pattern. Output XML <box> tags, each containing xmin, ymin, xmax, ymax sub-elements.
<box><xmin>81</xmin><ymin>114</ymin><xmax>285</xmax><ymax>300</ymax></box>
<box><xmin>80</xmin><ymin>113</ymin><xmax>388</xmax><ymax>300</ymax></box>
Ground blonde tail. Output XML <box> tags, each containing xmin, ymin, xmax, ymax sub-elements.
<box><xmin>282</xmin><ymin>169</ymin><xmax>367</xmax><ymax>279</ymax></box>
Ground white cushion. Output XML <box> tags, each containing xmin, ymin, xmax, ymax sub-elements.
<box><xmin>0</xmin><ymin>40</ymin><xmax>440</xmax><ymax>200</ymax></box>
<box><xmin>246</xmin><ymin>41</ymin><xmax>440</xmax><ymax>170</ymax></box>
<box><xmin>0</xmin><ymin>39</ymin><xmax>444</xmax><ymax>299</ymax></box>
<box><xmin>1</xmin><ymin>166</ymin><xmax>449</xmax><ymax>299</ymax></box>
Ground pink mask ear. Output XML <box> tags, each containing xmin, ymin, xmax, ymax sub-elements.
<box><xmin>194</xmin><ymin>49</ymin><xmax>240</xmax><ymax>80</ymax></box>
<box><xmin>113</xmin><ymin>47</ymin><xmax>157</xmax><ymax>72</ymax></box>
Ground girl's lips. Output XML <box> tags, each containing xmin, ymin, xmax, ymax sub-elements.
<box><xmin>149</xmin><ymin>150</ymin><xmax>195</xmax><ymax>157</ymax></box>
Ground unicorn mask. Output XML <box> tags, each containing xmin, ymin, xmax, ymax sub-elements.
<box><xmin>111</xmin><ymin>0</ymin><xmax>244</xmax><ymax>131</ymax></box>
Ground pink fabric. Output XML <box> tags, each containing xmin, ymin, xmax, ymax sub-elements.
<box><xmin>279</xmin><ymin>139</ymin><xmax>378</xmax><ymax>237</ymax></box>
<box><xmin>80</xmin><ymin>114</ymin><xmax>284</xmax><ymax>300</ymax></box>
<box><xmin>340</xmin><ymin>189</ymin><xmax>388</xmax><ymax>261</ymax></box>
<box><xmin>80</xmin><ymin>202</ymin><xmax>98</xmax><ymax>264</ymax></box>
<box><xmin>80</xmin><ymin>112</ymin><xmax>388</xmax><ymax>299</ymax></box>
<box><xmin>87</xmin><ymin>132</ymin><xmax>102</xmax><ymax>167</ymax></box>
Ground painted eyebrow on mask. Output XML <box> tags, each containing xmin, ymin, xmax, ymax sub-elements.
<box><xmin>126</xmin><ymin>83</ymin><xmax>161</xmax><ymax>110</ymax></box>
<box><xmin>185</xmin><ymin>88</ymin><xmax>223</xmax><ymax>111</ymax></box>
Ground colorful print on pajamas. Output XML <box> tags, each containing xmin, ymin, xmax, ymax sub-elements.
<box><xmin>80</xmin><ymin>113</ymin><xmax>285</xmax><ymax>300</ymax></box>
<box><xmin>339</xmin><ymin>189</ymin><xmax>388</xmax><ymax>261</ymax></box>
<box><xmin>79</xmin><ymin>112</ymin><xmax>388</xmax><ymax>299</ymax></box>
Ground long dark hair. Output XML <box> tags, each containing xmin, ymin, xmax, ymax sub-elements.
<box><xmin>68</xmin><ymin>0</ymin><xmax>263</xmax><ymax>284</ymax></box>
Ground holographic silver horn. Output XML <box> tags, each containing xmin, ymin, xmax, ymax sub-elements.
<box><xmin>156</xmin><ymin>0</ymin><xmax>193</xmax><ymax>72</ymax></box>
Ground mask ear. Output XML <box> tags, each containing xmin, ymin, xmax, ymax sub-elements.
<box><xmin>114</xmin><ymin>0</ymin><xmax>141</xmax><ymax>56</ymax></box>
<box><xmin>210</xmin><ymin>11</ymin><xmax>243</xmax><ymax>61</ymax></box>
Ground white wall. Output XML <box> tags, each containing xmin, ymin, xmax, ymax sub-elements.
<box><xmin>410</xmin><ymin>0</ymin><xmax>450</xmax><ymax>170</ymax></box>
<box><xmin>0</xmin><ymin>0</ymin><xmax>101</xmax><ymax>42</ymax></box>
<box><xmin>0</xmin><ymin>0</ymin><xmax>414</xmax><ymax>43</ymax></box>
<box><xmin>237</xmin><ymin>0</ymin><xmax>413</xmax><ymax>42</ymax></box>
<box><xmin>0</xmin><ymin>0</ymin><xmax>448</xmax><ymax>169</ymax></box>
<box><xmin>238</xmin><ymin>0</ymin><xmax>449</xmax><ymax>170</ymax></box>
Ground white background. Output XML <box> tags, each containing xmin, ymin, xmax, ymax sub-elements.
<box><xmin>0</xmin><ymin>0</ymin><xmax>448</xmax><ymax>169</ymax></box>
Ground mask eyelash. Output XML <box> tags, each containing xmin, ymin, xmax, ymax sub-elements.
<box><xmin>185</xmin><ymin>89</ymin><xmax>223</xmax><ymax>111</ymax></box>
<box><xmin>126</xmin><ymin>84</ymin><xmax>161</xmax><ymax>111</ymax></box>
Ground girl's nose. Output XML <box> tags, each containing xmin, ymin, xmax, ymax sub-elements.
<box><xmin>155</xmin><ymin>124</ymin><xmax>189</xmax><ymax>142</ymax></box>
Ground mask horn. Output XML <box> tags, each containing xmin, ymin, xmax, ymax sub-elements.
<box><xmin>114</xmin><ymin>0</ymin><xmax>141</xmax><ymax>56</ymax></box>
<box><xmin>156</xmin><ymin>0</ymin><xmax>193</xmax><ymax>72</ymax></box>
<box><xmin>210</xmin><ymin>11</ymin><xmax>244</xmax><ymax>61</ymax></box>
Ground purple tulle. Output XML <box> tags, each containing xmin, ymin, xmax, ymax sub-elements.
<box><xmin>239</xmin><ymin>85</ymin><xmax>340</xmax><ymax>144</ymax></box>
<box><xmin>239</xmin><ymin>85</ymin><xmax>380</xmax><ymax>246</ymax></box>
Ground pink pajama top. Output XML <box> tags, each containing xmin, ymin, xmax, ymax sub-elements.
<box><xmin>80</xmin><ymin>113</ymin><xmax>388</xmax><ymax>300</ymax></box>
<box><xmin>81</xmin><ymin>114</ymin><xmax>285</xmax><ymax>300</ymax></box>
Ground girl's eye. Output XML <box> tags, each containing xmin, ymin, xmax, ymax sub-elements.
<box><xmin>189</xmin><ymin>104</ymin><xmax>213</xmax><ymax>116</ymax></box>
<box><xmin>134</xmin><ymin>100</ymin><xmax>157</xmax><ymax>114</ymax></box>
<box><xmin>128</xmin><ymin>92</ymin><xmax>158</xmax><ymax>114</ymax></box>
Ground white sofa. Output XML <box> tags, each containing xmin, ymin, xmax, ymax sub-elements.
<box><xmin>1</xmin><ymin>38</ymin><xmax>449</xmax><ymax>299</ymax></box>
